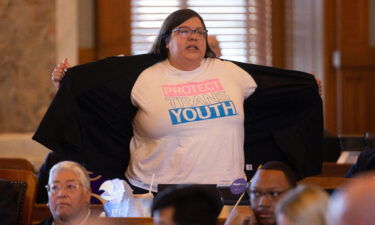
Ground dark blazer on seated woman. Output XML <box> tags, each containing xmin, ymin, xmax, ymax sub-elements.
<box><xmin>33</xmin><ymin>54</ymin><xmax>323</xmax><ymax>181</ymax></box>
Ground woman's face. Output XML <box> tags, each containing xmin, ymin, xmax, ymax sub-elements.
<box><xmin>166</xmin><ymin>17</ymin><xmax>207</xmax><ymax>70</ymax></box>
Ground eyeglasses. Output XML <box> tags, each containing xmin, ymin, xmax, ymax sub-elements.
<box><xmin>45</xmin><ymin>183</ymin><xmax>82</xmax><ymax>194</ymax></box>
<box><xmin>249</xmin><ymin>190</ymin><xmax>287</xmax><ymax>201</ymax></box>
<box><xmin>172</xmin><ymin>27</ymin><xmax>208</xmax><ymax>39</ymax></box>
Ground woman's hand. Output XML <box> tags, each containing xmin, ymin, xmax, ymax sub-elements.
<box><xmin>52</xmin><ymin>58</ymin><xmax>71</xmax><ymax>89</ymax></box>
<box><xmin>316</xmin><ymin>78</ymin><xmax>322</xmax><ymax>96</ymax></box>
<box><xmin>311</xmin><ymin>72</ymin><xmax>322</xmax><ymax>96</ymax></box>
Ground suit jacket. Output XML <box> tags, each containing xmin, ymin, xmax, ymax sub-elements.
<box><xmin>33</xmin><ymin>54</ymin><xmax>323</xmax><ymax>180</ymax></box>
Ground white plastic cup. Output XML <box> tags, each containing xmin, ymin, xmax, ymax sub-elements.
<box><xmin>127</xmin><ymin>193</ymin><xmax>154</xmax><ymax>217</ymax></box>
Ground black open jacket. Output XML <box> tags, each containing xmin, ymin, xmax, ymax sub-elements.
<box><xmin>33</xmin><ymin>54</ymin><xmax>323</xmax><ymax>180</ymax></box>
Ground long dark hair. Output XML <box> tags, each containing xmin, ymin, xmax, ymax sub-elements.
<box><xmin>149</xmin><ymin>9</ymin><xmax>216</xmax><ymax>59</ymax></box>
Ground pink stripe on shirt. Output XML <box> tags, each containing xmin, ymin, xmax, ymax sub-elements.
<box><xmin>162</xmin><ymin>79</ymin><xmax>224</xmax><ymax>97</ymax></box>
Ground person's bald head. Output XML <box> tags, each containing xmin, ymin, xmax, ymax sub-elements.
<box><xmin>328</xmin><ymin>172</ymin><xmax>375</xmax><ymax>225</ymax></box>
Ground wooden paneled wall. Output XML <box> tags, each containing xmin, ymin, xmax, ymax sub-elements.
<box><xmin>326</xmin><ymin>0</ymin><xmax>375</xmax><ymax>134</ymax></box>
<box><xmin>323</xmin><ymin>0</ymin><xmax>339</xmax><ymax>134</ymax></box>
<box><xmin>95</xmin><ymin>0</ymin><xmax>131</xmax><ymax>59</ymax></box>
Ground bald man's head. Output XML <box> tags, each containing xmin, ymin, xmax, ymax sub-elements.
<box><xmin>328</xmin><ymin>172</ymin><xmax>375</xmax><ymax>225</ymax></box>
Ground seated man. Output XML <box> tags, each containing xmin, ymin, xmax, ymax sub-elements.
<box><xmin>151</xmin><ymin>185</ymin><xmax>223</xmax><ymax>225</ymax></box>
<box><xmin>36</xmin><ymin>152</ymin><xmax>108</xmax><ymax>204</ymax></box>
<box><xmin>225</xmin><ymin>161</ymin><xmax>297</xmax><ymax>225</ymax></box>
<box><xmin>328</xmin><ymin>171</ymin><xmax>375</xmax><ymax>225</ymax></box>
<box><xmin>37</xmin><ymin>161</ymin><xmax>92</xmax><ymax>225</ymax></box>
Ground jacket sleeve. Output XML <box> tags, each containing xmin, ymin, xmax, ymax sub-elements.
<box><xmin>32</xmin><ymin>57</ymin><xmax>137</xmax><ymax>178</ymax></box>
<box><xmin>33</xmin><ymin>55</ymin><xmax>162</xmax><ymax>178</ymax></box>
<box><xmin>33</xmin><ymin>69</ymin><xmax>81</xmax><ymax>154</ymax></box>
<box><xmin>235</xmin><ymin>62</ymin><xmax>324</xmax><ymax>179</ymax></box>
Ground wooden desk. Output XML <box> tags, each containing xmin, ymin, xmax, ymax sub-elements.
<box><xmin>85</xmin><ymin>217</ymin><xmax>226</xmax><ymax>225</ymax></box>
<box><xmin>317</xmin><ymin>162</ymin><xmax>352</xmax><ymax>177</ymax></box>
<box><xmin>32</xmin><ymin>204</ymin><xmax>238</xmax><ymax>225</ymax></box>
<box><xmin>87</xmin><ymin>217</ymin><xmax>155</xmax><ymax>225</ymax></box>
<box><xmin>298</xmin><ymin>176</ymin><xmax>349</xmax><ymax>190</ymax></box>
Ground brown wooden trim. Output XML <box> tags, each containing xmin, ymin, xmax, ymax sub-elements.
<box><xmin>337</xmin><ymin>0</ymin><xmax>375</xmax><ymax>67</ymax></box>
<box><xmin>95</xmin><ymin>0</ymin><xmax>131</xmax><ymax>59</ymax></box>
<box><xmin>272</xmin><ymin>0</ymin><xmax>286</xmax><ymax>68</ymax></box>
<box><xmin>79</xmin><ymin>47</ymin><xmax>96</xmax><ymax>64</ymax></box>
<box><xmin>340</xmin><ymin>48</ymin><xmax>375</xmax><ymax>67</ymax></box>
<box><xmin>316</xmin><ymin>162</ymin><xmax>352</xmax><ymax>177</ymax></box>
<box><xmin>338</xmin><ymin>69</ymin><xmax>375</xmax><ymax>133</ymax></box>
<box><xmin>298</xmin><ymin>177</ymin><xmax>349</xmax><ymax>190</ymax></box>
<box><xmin>323</xmin><ymin>0</ymin><xmax>338</xmax><ymax>135</ymax></box>
<box><xmin>33</xmin><ymin>204</ymin><xmax>229</xmax><ymax>225</ymax></box>
<box><xmin>335</xmin><ymin>0</ymin><xmax>375</xmax><ymax>134</ymax></box>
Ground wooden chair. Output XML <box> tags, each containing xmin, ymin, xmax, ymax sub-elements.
<box><xmin>0</xmin><ymin>169</ymin><xmax>37</xmax><ymax>225</ymax></box>
<box><xmin>31</xmin><ymin>204</ymin><xmax>51</xmax><ymax>225</ymax></box>
<box><xmin>0</xmin><ymin>158</ymin><xmax>35</xmax><ymax>172</ymax></box>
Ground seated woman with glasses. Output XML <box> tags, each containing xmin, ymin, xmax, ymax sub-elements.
<box><xmin>37</xmin><ymin>161</ymin><xmax>92</xmax><ymax>225</ymax></box>
<box><xmin>34</xmin><ymin>8</ymin><xmax>322</xmax><ymax>197</ymax></box>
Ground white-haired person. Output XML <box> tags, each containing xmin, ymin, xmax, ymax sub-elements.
<box><xmin>276</xmin><ymin>184</ymin><xmax>329</xmax><ymax>225</ymax></box>
<box><xmin>37</xmin><ymin>161</ymin><xmax>92</xmax><ymax>225</ymax></box>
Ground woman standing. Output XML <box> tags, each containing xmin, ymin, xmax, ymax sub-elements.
<box><xmin>35</xmin><ymin>9</ymin><xmax>322</xmax><ymax>194</ymax></box>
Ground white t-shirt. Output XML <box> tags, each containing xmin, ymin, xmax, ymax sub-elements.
<box><xmin>126</xmin><ymin>58</ymin><xmax>257</xmax><ymax>191</ymax></box>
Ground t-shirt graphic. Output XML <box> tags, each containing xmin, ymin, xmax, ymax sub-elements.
<box><xmin>162</xmin><ymin>78</ymin><xmax>238</xmax><ymax>125</ymax></box>
<box><xmin>127</xmin><ymin>59</ymin><xmax>257</xmax><ymax>191</ymax></box>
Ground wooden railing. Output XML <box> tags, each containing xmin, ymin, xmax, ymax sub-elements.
<box><xmin>32</xmin><ymin>204</ymin><xmax>230</xmax><ymax>225</ymax></box>
<box><xmin>32</xmin><ymin>204</ymin><xmax>227</xmax><ymax>225</ymax></box>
